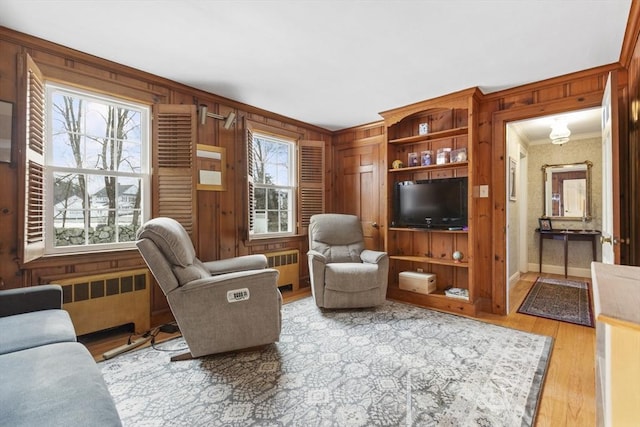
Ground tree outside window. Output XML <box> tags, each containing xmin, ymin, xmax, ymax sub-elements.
<box><xmin>252</xmin><ymin>133</ymin><xmax>295</xmax><ymax>236</ymax></box>
<box><xmin>47</xmin><ymin>85</ymin><xmax>149</xmax><ymax>251</ymax></box>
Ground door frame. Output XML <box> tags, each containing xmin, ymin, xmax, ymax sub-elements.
<box><xmin>492</xmin><ymin>94</ymin><xmax>605</xmax><ymax>314</ymax></box>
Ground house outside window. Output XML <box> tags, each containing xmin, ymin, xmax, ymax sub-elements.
<box><xmin>46</xmin><ymin>84</ymin><xmax>150</xmax><ymax>254</ymax></box>
<box><xmin>251</xmin><ymin>132</ymin><xmax>296</xmax><ymax>237</ymax></box>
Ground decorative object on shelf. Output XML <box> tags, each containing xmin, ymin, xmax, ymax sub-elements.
<box><xmin>436</xmin><ymin>147</ymin><xmax>451</xmax><ymax>165</ymax></box>
<box><xmin>444</xmin><ymin>287</ymin><xmax>469</xmax><ymax>300</ymax></box>
<box><xmin>538</xmin><ymin>217</ymin><xmax>552</xmax><ymax>231</ymax></box>
<box><xmin>450</xmin><ymin>147</ymin><xmax>467</xmax><ymax>163</ymax></box>
<box><xmin>452</xmin><ymin>251</ymin><xmax>463</xmax><ymax>263</ymax></box>
<box><xmin>421</xmin><ymin>150</ymin><xmax>433</xmax><ymax>166</ymax></box>
<box><xmin>392</xmin><ymin>159</ymin><xmax>404</xmax><ymax>169</ymax></box>
<box><xmin>509</xmin><ymin>156</ymin><xmax>517</xmax><ymax>201</ymax></box>
<box><xmin>408</xmin><ymin>152</ymin><xmax>419</xmax><ymax>167</ymax></box>
<box><xmin>418</xmin><ymin>123</ymin><xmax>430</xmax><ymax>135</ymax></box>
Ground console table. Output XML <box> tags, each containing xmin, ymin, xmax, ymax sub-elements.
<box><xmin>536</xmin><ymin>229</ymin><xmax>600</xmax><ymax>277</ymax></box>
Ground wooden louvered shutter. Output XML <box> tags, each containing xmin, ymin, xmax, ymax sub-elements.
<box><xmin>246</xmin><ymin>128</ymin><xmax>255</xmax><ymax>238</ymax></box>
<box><xmin>152</xmin><ymin>104</ymin><xmax>198</xmax><ymax>246</ymax></box>
<box><xmin>298</xmin><ymin>140</ymin><xmax>325</xmax><ymax>233</ymax></box>
<box><xmin>17</xmin><ymin>53</ymin><xmax>46</xmax><ymax>264</ymax></box>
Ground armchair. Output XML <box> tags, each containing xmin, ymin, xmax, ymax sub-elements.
<box><xmin>307</xmin><ymin>214</ymin><xmax>389</xmax><ymax>308</ymax></box>
<box><xmin>136</xmin><ymin>217</ymin><xmax>282</xmax><ymax>359</ymax></box>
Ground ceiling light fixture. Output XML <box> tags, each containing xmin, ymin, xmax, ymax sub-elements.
<box><xmin>199</xmin><ymin>105</ymin><xmax>236</xmax><ymax>130</ymax></box>
<box><xmin>549</xmin><ymin>120</ymin><xmax>571</xmax><ymax>145</ymax></box>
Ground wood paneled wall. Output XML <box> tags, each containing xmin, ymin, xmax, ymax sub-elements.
<box><xmin>0</xmin><ymin>28</ymin><xmax>332</xmax><ymax>321</ymax></box>
<box><xmin>622</xmin><ymin>0</ymin><xmax>640</xmax><ymax>266</ymax></box>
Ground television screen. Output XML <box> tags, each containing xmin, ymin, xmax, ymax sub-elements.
<box><xmin>393</xmin><ymin>177</ymin><xmax>468</xmax><ymax>228</ymax></box>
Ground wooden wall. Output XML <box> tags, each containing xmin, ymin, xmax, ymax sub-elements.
<box><xmin>621</xmin><ymin>0</ymin><xmax>640</xmax><ymax>266</ymax></box>
<box><xmin>0</xmin><ymin>27</ymin><xmax>332</xmax><ymax>322</ymax></box>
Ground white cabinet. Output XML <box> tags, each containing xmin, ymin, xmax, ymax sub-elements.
<box><xmin>591</xmin><ymin>262</ymin><xmax>640</xmax><ymax>427</ymax></box>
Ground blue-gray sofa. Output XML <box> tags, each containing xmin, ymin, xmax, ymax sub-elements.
<box><xmin>0</xmin><ymin>285</ymin><xmax>122</xmax><ymax>426</ymax></box>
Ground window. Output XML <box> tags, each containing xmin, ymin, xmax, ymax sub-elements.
<box><xmin>45</xmin><ymin>84</ymin><xmax>150</xmax><ymax>253</ymax></box>
<box><xmin>250</xmin><ymin>132</ymin><xmax>295</xmax><ymax>237</ymax></box>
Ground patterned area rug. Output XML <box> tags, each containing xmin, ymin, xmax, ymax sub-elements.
<box><xmin>518</xmin><ymin>277</ymin><xmax>594</xmax><ymax>327</ymax></box>
<box><xmin>101</xmin><ymin>298</ymin><xmax>552</xmax><ymax>426</ymax></box>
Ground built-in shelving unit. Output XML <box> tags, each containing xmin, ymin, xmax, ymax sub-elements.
<box><xmin>380</xmin><ymin>88</ymin><xmax>484</xmax><ymax>316</ymax></box>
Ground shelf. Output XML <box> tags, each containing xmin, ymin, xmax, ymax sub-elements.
<box><xmin>389</xmin><ymin>161</ymin><xmax>468</xmax><ymax>174</ymax></box>
<box><xmin>390</xmin><ymin>255</ymin><xmax>469</xmax><ymax>268</ymax></box>
<box><xmin>388</xmin><ymin>126</ymin><xmax>468</xmax><ymax>145</ymax></box>
<box><xmin>389</xmin><ymin>227</ymin><xmax>468</xmax><ymax>233</ymax></box>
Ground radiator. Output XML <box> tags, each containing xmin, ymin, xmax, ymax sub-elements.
<box><xmin>51</xmin><ymin>268</ymin><xmax>151</xmax><ymax>336</ymax></box>
<box><xmin>266</xmin><ymin>249</ymin><xmax>300</xmax><ymax>292</ymax></box>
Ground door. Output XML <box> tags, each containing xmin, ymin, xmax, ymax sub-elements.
<box><xmin>601</xmin><ymin>72</ymin><xmax>621</xmax><ymax>264</ymax></box>
<box><xmin>335</xmin><ymin>143</ymin><xmax>382</xmax><ymax>250</ymax></box>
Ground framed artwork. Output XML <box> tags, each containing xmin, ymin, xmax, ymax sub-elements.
<box><xmin>0</xmin><ymin>100</ymin><xmax>13</xmax><ymax>163</ymax></box>
<box><xmin>538</xmin><ymin>218</ymin><xmax>552</xmax><ymax>231</ymax></box>
<box><xmin>509</xmin><ymin>156</ymin><xmax>517</xmax><ymax>201</ymax></box>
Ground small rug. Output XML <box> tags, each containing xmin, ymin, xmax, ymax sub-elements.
<box><xmin>518</xmin><ymin>277</ymin><xmax>594</xmax><ymax>327</ymax></box>
<box><xmin>101</xmin><ymin>297</ymin><xmax>552</xmax><ymax>426</ymax></box>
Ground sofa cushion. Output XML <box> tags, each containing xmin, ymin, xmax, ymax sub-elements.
<box><xmin>0</xmin><ymin>342</ymin><xmax>122</xmax><ymax>427</ymax></box>
<box><xmin>0</xmin><ymin>309</ymin><xmax>76</xmax><ymax>355</ymax></box>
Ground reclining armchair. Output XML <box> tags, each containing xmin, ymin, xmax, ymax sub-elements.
<box><xmin>307</xmin><ymin>214</ymin><xmax>389</xmax><ymax>308</ymax></box>
<box><xmin>136</xmin><ymin>217</ymin><xmax>282</xmax><ymax>360</ymax></box>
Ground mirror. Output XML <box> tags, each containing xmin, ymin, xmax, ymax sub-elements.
<box><xmin>542</xmin><ymin>161</ymin><xmax>592</xmax><ymax>220</ymax></box>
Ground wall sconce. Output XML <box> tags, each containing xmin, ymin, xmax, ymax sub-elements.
<box><xmin>199</xmin><ymin>105</ymin><xmax>236</xmax><ymax>130</ymax></box>
<box><xmin>549</xmin><ymin>120</ymin><xmax>571</xmax><ymax>145</ymax></box>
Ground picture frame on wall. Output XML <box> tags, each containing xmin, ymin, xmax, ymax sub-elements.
<box><xmin>538</xmin><ymin>218</ymin><xmax>552</xmax><ymax>231</ymax></box>
<box><xmin>0</xmin><ymin>100</ymin><xmax>13</xmax><ymax>164</ymax></box>
<box><xmin>509</xmin><ymin>156</ymin><xmax>517</xmax><ymax>201</ymax></box>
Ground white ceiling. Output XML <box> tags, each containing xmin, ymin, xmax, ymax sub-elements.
<box><xmin>0</xmin><ymin>1</ymin><xmax>632</xmax><ymax>131</ymax></box>
<box><xmin>510</xmin><ymin>107</ymin><xmax>603</xmax><ymax>146</ymax></box>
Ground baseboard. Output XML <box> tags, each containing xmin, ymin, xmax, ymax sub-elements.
<box><xmin>509</xmin><ymin>271</ymin><xmax>521</xmax><ymax>291</ymax></box>
<box><xmin>527</xmin><ymin>263</ymin><xmax>591</xmax><ymax>278</ymax></box>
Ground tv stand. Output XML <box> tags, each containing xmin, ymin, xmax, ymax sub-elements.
<box><xmin>381</xmin><ymin>89</ymin><xmax>484</xmax><ymax>316</ymax></box>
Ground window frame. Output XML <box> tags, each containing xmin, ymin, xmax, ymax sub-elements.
<box><xmin>43</xmin><ymin>83</ymin><xmax>151</xmax><ymax>255</ymax></box>
<box><xmin>250</xmin><ymin>130</ymin><xmax>297</xmax><ymax>239</ymax></box>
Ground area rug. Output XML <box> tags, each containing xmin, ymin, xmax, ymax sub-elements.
<box><xmin>100</xmin><ymin>297</ymin><xmax>552</xmax><ymax>426</ymax></box>
<box><xmin>518</xmin><ymin>276</ymin><xmax>593</xmax><ymax>327</ymax></box>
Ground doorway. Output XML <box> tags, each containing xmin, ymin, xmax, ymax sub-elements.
<box><xmin>505</xmin><ymin>107</ymin><xmax>603</xmax><ymax>309</ymax></box>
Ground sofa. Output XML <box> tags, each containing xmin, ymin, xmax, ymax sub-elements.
<box><xmin>0</xmin><ymin>285</ymin><xmax>122</xmax><ymax>426</ymax></box>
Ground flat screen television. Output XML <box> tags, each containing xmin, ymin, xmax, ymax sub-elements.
<box><xmin>392</xmin><ymin>177</ymin><xmax>468</xmax><ymax>229</ymax></box>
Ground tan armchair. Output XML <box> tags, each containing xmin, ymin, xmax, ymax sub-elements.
<box><xmin>136</xmin><ymin>217</ymin><xmax>282</xmax><ymax>359</ymax></box>
<box><xmin>307</xmin><ymin>214</ymin><xmax>389</xmax><ymax>308</ymax></box>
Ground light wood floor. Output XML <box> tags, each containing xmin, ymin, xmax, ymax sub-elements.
<box><xmin>84</xmin><ymin>274</ymin><xmax>595</xmax><ymax>426</ymax></box>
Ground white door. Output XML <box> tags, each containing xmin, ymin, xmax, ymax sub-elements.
<box><xmin>601</xmin><ymin>72</ymin><xmax>620</xmax><ymax>264</ymax></box>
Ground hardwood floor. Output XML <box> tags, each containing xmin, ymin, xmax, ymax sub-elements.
<box><xmin>84</xmin><ymin>274</ymin><xmax>595</xmax><ymax>426</ymax></box>
<box><xmin>476</xmin><ymin>272</ymin><xmax>596</xmax><ymax>427</ymax></box>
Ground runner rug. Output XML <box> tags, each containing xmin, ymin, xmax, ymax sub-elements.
<box><xmin>518</xmin><ymin>276</ymin><xmax>594</xmax><ymax>327</ymax></box>
<box><xmin>101</xmin><ymin>297</ymin><xmax>552</xmax><ymax>426</ymax></box>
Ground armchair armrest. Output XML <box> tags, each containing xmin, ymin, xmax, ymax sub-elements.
<box><xmin>361</xmin><ymin>249</ymin><xmax>388</xmax><ymax>265</ymax></box>
<box><xmin>202</xmin><ymin>254</ymin><xmax>268</xmax><ymax>276</ymax></box>
<box><xmin>0</xmin><ymin>285</ymin><xmax>63</xmax><ymax>318</ymax></box>
<box><xmin>307</xmin><ymin>250</ymin><xmax>327</xmax><ymax>265</ymax></box>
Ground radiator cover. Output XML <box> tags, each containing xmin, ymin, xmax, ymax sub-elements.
<box><xmin>51</xmin><ymin>268</ymin><xmax>151</xmax><ymax>336</ymax></box>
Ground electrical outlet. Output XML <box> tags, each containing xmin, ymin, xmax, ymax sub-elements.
<box><xmin>417</xmin><ymin>268</ymin><xmax>423</xmax><ymax>273</ymax></box>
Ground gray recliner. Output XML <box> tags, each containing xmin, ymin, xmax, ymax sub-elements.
<box><xmin>307</xmin><ymin>214</ymin><xmax>389</xmax><ymax>308</ymax></box>
<box><xmin>136</xmin><ymin>217</ymin><xmax>282</xmax><ymax>359</ymax></box>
